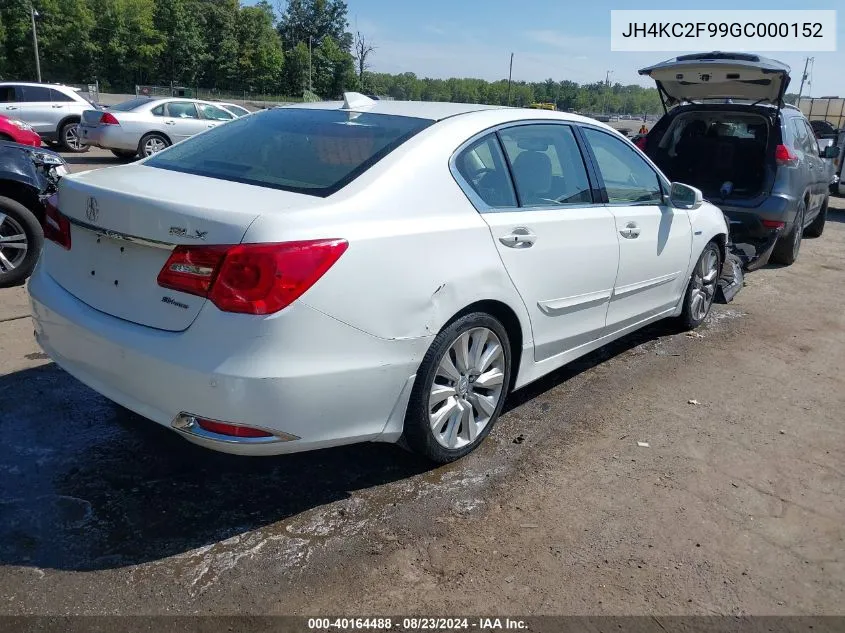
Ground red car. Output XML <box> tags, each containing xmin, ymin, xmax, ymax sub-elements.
<box><xmin>0</xmin><ymin>114</ymin><xmax>42</xmax><ymax>147</ymax></box>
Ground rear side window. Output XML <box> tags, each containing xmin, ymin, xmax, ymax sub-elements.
<box><xmin>151</xmin><ymin>104</ymin><xmax>165</xmax><ymax>116</ymax></box>
<box><xmin>455</xmin><ymin>134</ymin><xmax>517</xmax><ymax>208</ymax></box>
<box><xmin>790</xmin><ymin>119</ymin><xmax>814</xmax><ymax>154</ymax></box>
<box><xmin>0</xmin><ymin>86</ymin><xmax>15</xmax><ymax>102</ymax></box>
<box><xmin>583</xmin><ymin>127</ymin><xmax>663</xmax><ymax>204</ymax></box>
<box><xmin>18</xmin><ymin>85</ymin><xmax>52</xmax><ymax>102</ymax></box>
<box><xmin>498</xmin><ymin>124</ymin><xmax>592</xmax><ymax>206</ymax></box>
<box><xmin>49</xmin><ymin>89</ymin><xmax>75</xmax><ymax>102</ymax></box>
<box><xmin>146</xmin><ymin>108</ymin><xmax>433</xmax><ymax>196</ymax></box>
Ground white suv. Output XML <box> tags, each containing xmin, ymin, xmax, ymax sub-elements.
<box><xmin>0</xmin><ymin>82</ymin><xmax>93</xmax><ymax>152</ymax></box>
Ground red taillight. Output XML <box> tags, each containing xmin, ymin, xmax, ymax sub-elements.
<box><xmin>635</xmin><ymin>136</ymin><xmax>647</xmax><ymax>150</ymax></box>
<box><xmin>762</xmin><ymin>219</ymin><xmax>785</xmax><ymax>229</ymax></box>
<box><xmin>194</xmin><ymin>418</ymin><xmax>273</xmax><ymax>438</ymax></box>
<box><xmin>775</xmin><ymin>144</ymin><xmax>798</xmax><ymax>166</ymax></box>
<box><xmin>42</xmin><ymin>194</ymin><xmax>71</xmax><ymax>250</ymax></box>
<box><xmin>157</xmin><ymin>244</ymin><xmax>229</xmax><ymax>296</ymax></box>
<box><xmin>157</xmin><ymin>239</ymin><xmax>348</xmax><ymax>314</ymax></box>
<box><xmin>99</xmin><ymin>112</ymin><xmax>119</xmax><ymax>125</ymax></box>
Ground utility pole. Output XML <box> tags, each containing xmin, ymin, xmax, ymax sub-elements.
<box><xmin>30</xmin><ymin>3</ymin><xmax>42</xmax><ymax>83</ymax></box>
<box><xmin>308</xmin><ymin>36</ymin><xmax>313</xmax><ymax>93</ymax></box>
<box><xmin>506</xmin><ymin>53</ymin><xmax>514</xmax><ymax>106</ymax></box>
<box><xmin>604</xmin><ymin>70</ymin><xmax>613</xmax><ymax>113</ymax></box>
<box><xmin>797</xmin><ymin>56</ymin><xmax>813</xmax><ymax>103</ymax></box>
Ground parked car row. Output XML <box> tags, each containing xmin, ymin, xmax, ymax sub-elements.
<box><xmin>0</xmin><ymin>82</ymin><xmax>251</xmax><ymax>158</ymax></box>
<box><xmin>6</xmin><ymin>52</ymin><xmax>843</xmax><ymax>465</ymax></box>
<box><xmin>80</xmin><ymin>97</ymin><xmax>250</xmax><ymax>159</ymax></box>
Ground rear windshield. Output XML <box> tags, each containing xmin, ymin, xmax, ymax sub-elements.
<box><xmin>146</xmin><ymin>108</ymin><xmax>434</xmax><ymax>196</ymax></box>
<box><xmin>110</xmin><ymin>97</ymin><xmax>155</xmax><ymax>111</ymax></box>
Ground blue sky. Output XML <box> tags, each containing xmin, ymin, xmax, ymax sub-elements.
<box><xmin>251</xmin><ymin>0</ymin><xmax>843</xmax><ymax>95</ymax></box>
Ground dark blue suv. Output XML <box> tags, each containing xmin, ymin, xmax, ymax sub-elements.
<box><xmin>639</xmin><ymin>52</ymin><xmax>838</xmax><ymax>266</ymax></box>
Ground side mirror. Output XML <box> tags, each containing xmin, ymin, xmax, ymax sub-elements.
<box><xmin>669</xmin><ymin>182</ymin><xmax>703</xmax><ymax>210</ymax></box>
<box><xmin>821</xmin><ymin>145</ymin><xmax>840</xmax><ymax>159</ymax></box>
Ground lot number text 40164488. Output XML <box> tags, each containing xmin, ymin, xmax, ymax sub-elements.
<box><xmin>307</xmin><ymin>617</ymin><xmax>529</xmax><ymax>630</ymax></box>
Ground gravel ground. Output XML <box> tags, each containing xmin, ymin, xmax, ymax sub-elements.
<box><xmin>0</xmin><ymin>149</ymin><xmax>843</xmax><ymax>615</ymax></box>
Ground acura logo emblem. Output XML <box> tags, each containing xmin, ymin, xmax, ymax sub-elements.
<box><xmin>86</xmin><ymin>197</ymin><xmax>99</xmax><ymax>223</ymax></box>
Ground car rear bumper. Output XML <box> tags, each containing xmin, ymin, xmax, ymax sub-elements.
<box><xmin>78</xmin><ymin>124</ymin><xmax>138</xmax><ymax>152</ymax></box>
<box><xmin>28</xmin><ymin>264</ymin><xmax>429</xmax><ymax>455</ymax></box>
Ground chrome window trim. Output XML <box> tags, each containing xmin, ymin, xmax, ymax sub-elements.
<box><xmin>66</xmin><ymin>215</ymin><xmax>176</xmax><ymax>250</ymax></box>
<box><xmin>450</xmin><ymin>119</ymin><xmax>620</xmax><ymax>214</ymax></box>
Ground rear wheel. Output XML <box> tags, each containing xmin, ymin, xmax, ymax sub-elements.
<box><xmin>59</xmin><ymin>120</ymin><xmax>87</xmax><ymax>153</ymax></box>
<box><xmin>138</xmin><ymin>133</ymin><xmax>170</xmax><ymax>158</ymax></box>
<box><xmin>678</xmin><ymin>241</ymin><xmax>721</xmax><ymax>331</ymax></box>
<box><xmin>403</xmin><ymin>313</ymin><xmax>511</xmax><ymax>463</ymax></box>
<box><xmin>771</xmin><ymin>200</ymin><xmax>805</xmax><ymax>266</ymax></box>
<box><xmin>111</xmin><ymin>149</ymin><xmax>137</xmax><ymax>160</ymax></box>
<box><xmin>804</xmin><ymin>196</ymin><xmax>828</xmax><ymax>238</ymax></box>
<box><xmin>0</xmin><ymin>196</ymin><xmax>43</xmax><ymax>287</ymax></box>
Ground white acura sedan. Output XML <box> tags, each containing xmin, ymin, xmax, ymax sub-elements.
<box><xmin>29</xmin><ymin>93</ymin><xmax>727</xmax><ymax>463</ymax></box>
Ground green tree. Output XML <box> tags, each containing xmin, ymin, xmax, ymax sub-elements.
<box><xmin>282</xmin><ymin>40</ymin><xmax>309</xmax><ymax>96</ymax></box>
<box><xmin>0</xmin><ymin>0</ymin><xmax>37</xmax><ymax>81</ymax></box>
<box><xmin>277</xmin><ymin>0</ymin><xmax>351</xmax><ymax>51</ymax></box>
<box><xmin>153</xmin><ymin>0</ymin><xmax>207</xmax><ymax>86</ymax></box>
<box><xmin>199</xmin><ymin>0</ymin><xmax>240</xmax><ymax>90</ymax></box>
<box><xmin>236</xmin><ymin>2</ymin><xmax>284</xmax><ymax>93</ymax></box>
<box><xmin>312</xmin><ymin>35</ymin><xmax>353</xmax><ymax>99</ymax></box>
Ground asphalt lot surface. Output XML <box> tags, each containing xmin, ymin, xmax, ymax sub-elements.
<box><xmin>1</xmin><ymin>148</ymin><xmax>843</xmax><ymax>615</ymax></box>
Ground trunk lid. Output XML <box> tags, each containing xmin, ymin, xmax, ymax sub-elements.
<box><xmin>639</xmin><ymin>52</ymin><xmax>791</xmax><ymax>108</ymax></box>
<box><xmin>46</xmin><ymin>165</ymin><xmax>320</xmax><ymax>331</ymax></box>
<box><xmin>81</xmin><ymin>109</ymin><xmax>106</xmax><ymax>125</ymax></box>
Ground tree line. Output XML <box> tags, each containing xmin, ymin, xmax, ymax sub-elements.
<box><xmin>0</xmin><ymin>0</ymin><xmax>663</xmax><ymax>113</ymax></box>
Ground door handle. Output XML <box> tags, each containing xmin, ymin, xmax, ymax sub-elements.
<box><xmin>619</xmin><ymin>222</ymin><xmax>641</xmax><ymax>239</ymax></box>
<box><xmin>51</xmin><ymin>104</ymin><xmax>63</xmax><ymax>108</ymax></box>
<box><xmin>164</xmin><ymin>120</ymin><xmax>176</xmax><ymax>125</ymax></box>
<box><xmin>207</xmin><ymin>124</ymin><xmax>215</xmax><ymax>128</ymax></box>
<box><xmin>499</xmin><ymin>228</ymin><xmax>536</xmax><ymax>248</ymax></box>
<box><xmin>6</xmin><ymin>106</ymin><xmax>18</xmax><ymax>110</ymax></box>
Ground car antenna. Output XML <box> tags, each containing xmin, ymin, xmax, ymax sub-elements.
<box><xmin>341</xmin><ymin>92</ymin><xmax>376</xmax><ymax>111</ymax></box>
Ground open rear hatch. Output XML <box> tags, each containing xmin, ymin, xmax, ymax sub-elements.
<box><xmin>45</xmin><ymin>165</ymin><xmax>319</xmax><ymax>331</ymax></box>
<box><xmin>638</xmin><ymin>52</ymin><xmax>790</xmax><ymax>110</ymax></box>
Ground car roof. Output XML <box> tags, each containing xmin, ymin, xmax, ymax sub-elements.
<box><xmin>0</xmin><ymin>81</ymin><xmax>75</xmax><ymax>89</ymax></box>
<box><xmin>286</xmin><ymin>99</ymin><xmax>508</xmax><ymax>121</ymax></box>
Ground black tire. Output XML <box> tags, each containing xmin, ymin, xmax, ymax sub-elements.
<box><xmin>403</xmin><ymin>312</ymin><xmax>512</xmax><ymax>464</ymax></box>
<box><xmin>770</xmin><ymin>200</ymin><xmax>805</xmax><ymax>266</ymax></box>
<box><xmin>678</xmin><ymin>241</ymin><xmax>722</xmax><ymax>331</ymax></box>
<box><xmin>59</xmin><ymin>120</ymin><xmax>88</xmax><ymax>153</ymax></box>
<box><xmin>138</xmin><ymin>133</ymin><xmax>170</xmax><ymax>158</ymax></box>
<box><xmin>0</xmin><ymin>196</ymin><xmax>44</xmax><ymax>287</ymax></box>
<box><xmin>111</xmin><ymin>149</ymin><xmax>137</xmax><ymax>160</ymax></box>
<box><xmin>804</xmin><ymin>196</ymin><xmax>828</xmax><ymax>238</ymax></box>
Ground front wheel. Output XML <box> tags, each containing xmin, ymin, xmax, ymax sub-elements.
<box><xmin>804</xmin><ymin>197</ymin><xmax>828</xmax><ymax>238</ymax></box>
<box><xmin>678</xmin><ymin>241</ymin><xmax>721</xmax><ymax>331</ymax></box>
<box><xmin>403</xmin><ymin>313</ymin><xmax>512</xmax><ymax>463</ymax></box>
<box><xmin>0</xmin><ymin>196</ymin><xmax>43</xmax><ymax>287</ymax></box>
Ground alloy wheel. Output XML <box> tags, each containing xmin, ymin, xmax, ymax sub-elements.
<box><xmin>428</xmin><ymin>327</ymin><xmax>506</xmax><ymax>450</ymax></box>
<box><xmin>689</xmin><ymin>246</ymin><xmax>719</xmax><ymax>322</ymax></box>
<box><xmin>64</xmin><ymin>124</ymin><xmax>83</xmax><ymax>151</ymax></box>
<box><xmin>143</xmin><ymin>137</ymin><xmax>167</xmax><ymax>157</ymax></box>
<box><xmin>0</xmin><ymin>213</ymin><xmax>28</xmax><ymax>273</ymax></box>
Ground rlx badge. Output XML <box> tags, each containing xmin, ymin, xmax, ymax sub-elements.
<box><xmin>169</xmin><ymin>227</ymin><xmax>208</xmax><ymax>240</ymax></box>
